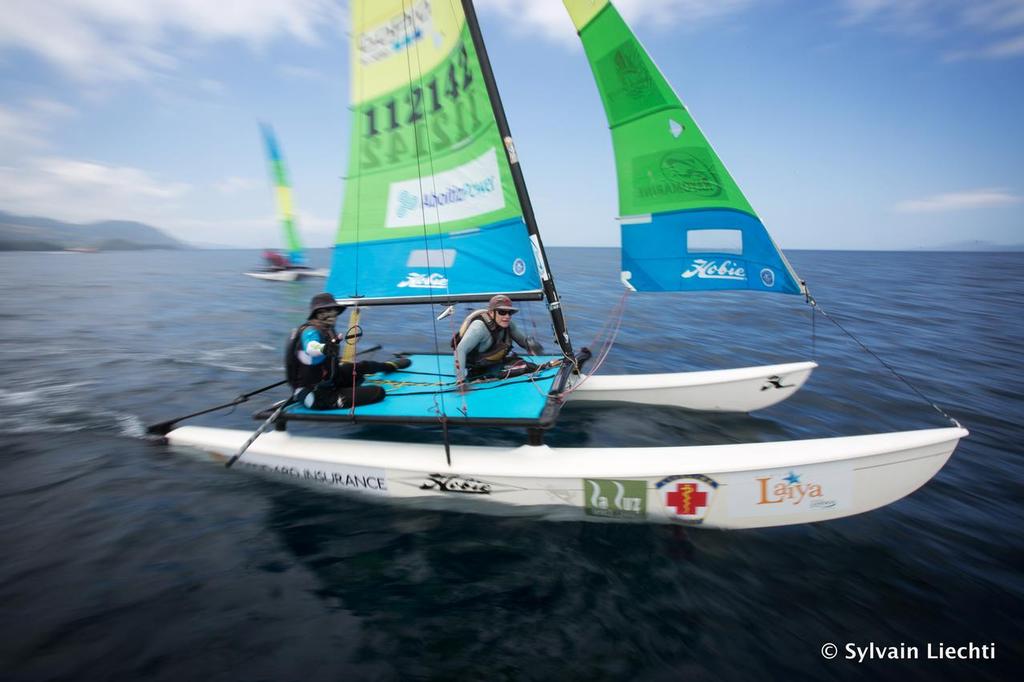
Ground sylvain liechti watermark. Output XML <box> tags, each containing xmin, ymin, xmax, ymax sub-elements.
<box><xmin>821</xmin><ymin>642</ymin><xmax>997</xmax><ymax>662</ymax></box>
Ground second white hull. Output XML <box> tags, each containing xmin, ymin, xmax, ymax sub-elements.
<box><xmin>567</xmin><ymin>361</ymin><xmax>816</xmax><ymax>412</ymax></box>
<box><xmin>244</xmin><ymin>268</ymin><xmax>329</xmax><ymax>282</ymax></box>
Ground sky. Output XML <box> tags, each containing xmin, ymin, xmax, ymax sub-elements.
<box><xmin>0</xmin><ymin>0</ymin><xmax>1022</xmax><ymax>250</ymax></box>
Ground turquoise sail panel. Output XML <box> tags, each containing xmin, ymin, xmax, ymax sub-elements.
<box><xmin>622</xmin><ymin>209</ymin><xmax>802</xmax><ymax>294</ymax></box>
<box><xmin>327</xmin><ymin>216</ymin><xmax>540</xmax><ymax>301</ymax></box>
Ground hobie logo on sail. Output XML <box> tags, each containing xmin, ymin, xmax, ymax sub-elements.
<box><xmin>397</xmin><ymin>272</ymin><xmax>448</xmax><ymax>289</ymax></box>
<box><xmin>681</xmin><ymin>259</ymin><xmax>746</xmax><ymax>281</ymax></box>
<box><xmin>385</xmin><ymin>148</ymin><xmax>505</xmax><ymax>229</ymax></box>
<box><xmin>357</xmin><ymin>0</ymin><xmax>438</xmax><ymax>65</ymax></box>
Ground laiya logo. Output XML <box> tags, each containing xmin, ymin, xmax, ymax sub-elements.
<box><xmin>655</xmin><ymin>474</ymin><xmax>717</xmax><ymax>524</ymax></box>
<box><xmin>397</xmin><ymin>272</ymin><xmax>448</xmax><ymax>289</ymax></box>
<box><xmin>420</xmin><ymin>473</ymin><xmax>491</xmax><ymax>495</ymax></box>
<box><xmin>756</xmin><ymin>471</ymin><xmax>834</xmax><ymax>509</ymax></box>
<box><xmin>681</xmin><ymin>259</ymin><xmax>746</xmax><ymax>281</ymax></box>
<box><xmin>385</xmin><ymin>149</ymin><xmax>505</xmax><ymax>228</ymax></box>
<box><xmin>357</xmin><ymin>0</ymin><xmax>439</xmax><ymax>65</ymax></box>
<box><xmin>583</xmin><ymin>479</ymin><xmax>646</xmax><ymax>519</ymax></box>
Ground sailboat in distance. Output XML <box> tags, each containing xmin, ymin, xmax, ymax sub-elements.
<box><xmin>245</xmin><ymin>123</ymin><xmax>329</xmax><ymax>281</ymax></box>
<box><xmin>161</xmin><ymin>0</ymin><xmax>966</xmax><ymax>529</ymax></box>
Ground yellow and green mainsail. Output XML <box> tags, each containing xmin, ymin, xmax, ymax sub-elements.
<box><xmin>260</xmin><ymin>123</ymin><xmax>307</xmax><ymax>266</ymax></box>
<box><xmin>564</xmin><ymin>0</ymin><xmax>804</xmax><ymax>295</ymax></box>
<box><xmin>327</xmin><ymin>0</ymin><xmax>542</xmax><ymax>302</ymax></box>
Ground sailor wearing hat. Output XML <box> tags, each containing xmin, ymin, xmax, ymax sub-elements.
<box><xmin>286</xmin><ymin>293</ymin><xmax>410</xmax><ymax>409</ymax></box>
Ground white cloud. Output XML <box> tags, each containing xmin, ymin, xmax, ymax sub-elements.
<box><xmin>0</xmin><ymin>0</ymin><xmax>345</xmax><ymax>83</ymax></box>
<box><xmin>840</xmin><ymin>0</ymin><xmax>1024</xmax><ymax>60</ymax></box>
<box><xmin>215</xmin><ymin>176</ymin><xmax>261</xmax><ymax>194</ymax></box>
<box><xmin>894</xmin><ymin>188</ymin><xmax>1022</xmax><ymax>213</ymax></box>
<box><xmin>477</xmin><ymin>0</ymin><xmax>756</xmax><ymax>46</ymax></box>
<box><xmin>0</xmin><ymin>100</ymin><xmax>77</xmax><ymax>150</ymax></box>
<box><xmin>0</xmin><ymin>156</ymin><xmax>190</xmax><ymax>223</ymax></box>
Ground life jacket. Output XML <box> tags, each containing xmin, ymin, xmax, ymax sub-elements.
<box><xmin>451</xmin><ymin>309</ymin><xmax>512</xmax><ymax>367</ymax></box>
<box><xmin>285</xmin><ymin>320</ymin><xmax>337</xmax><ymax>388</ymax></box>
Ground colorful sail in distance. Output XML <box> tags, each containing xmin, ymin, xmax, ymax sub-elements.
<box><xmin>564</xmin><ymin>0</ymin><xmax>804</xmax><ymax>295</ymax></box>
<box><xmin>260</xmin><ymin>123</ymin><xmax>307</xmax><ymax>266</ymax></box>
<box><xmin>327</xmin><ymin>0</ymin><xmax>543</xmax><ymax>303</ymax></box>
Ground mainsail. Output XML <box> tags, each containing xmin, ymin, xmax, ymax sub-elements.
<box><xmin>564</xmin><ymin>0</ymin><xmax>804</xmax><ymax>295</ymax></box>
<box><xmin>327</xmin><ymin>0</ymin><xmax>544</xmax><ymax>304</ymax></box>
<box><xmin>259</xmin><ymin>123</ymin><xmax>307</xmax><ymax>267</ymax></box>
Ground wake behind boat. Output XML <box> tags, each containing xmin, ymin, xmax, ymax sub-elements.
<box><xmin>157</xmin><ymin>0</ymin><xmax>966</xmax><ymax>529</ymax></box>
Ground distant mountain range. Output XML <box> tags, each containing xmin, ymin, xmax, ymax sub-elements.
<box><xmin>0</xmin><ymin>210</ymin><xmax>189</xmax><ymax>251</ymax></box>
<box><xmin>922</xmin><ymin>240</ymin><xmax>1024</xmax><ymax>252</ymax></box>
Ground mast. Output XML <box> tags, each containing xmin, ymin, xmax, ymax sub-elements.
<box><xmin>461</xmin><ymin>0</ymin><xmax>575</xmax><ymax>359</ymax></box>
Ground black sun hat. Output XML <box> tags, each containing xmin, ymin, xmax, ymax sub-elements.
<box><xmin>308</xmin><ymin>292</ymin><xmax>346</xmax><ymax>319</ymax></box>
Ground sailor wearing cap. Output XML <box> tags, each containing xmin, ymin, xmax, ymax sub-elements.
<box><xmin>452</xmin><ymin>294</ymin><xmax>543</xmax><ymax>386</ymax></box>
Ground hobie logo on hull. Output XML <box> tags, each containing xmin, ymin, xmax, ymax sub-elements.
<box><xmin>385</xmin><ymin>148</ymin><xmax>505</xmax><ymax>229</ymax></box>
<box><xmin>681</xmin><ymin>259</ymin><xmax>746</xmax><ymax>281</ymax></box>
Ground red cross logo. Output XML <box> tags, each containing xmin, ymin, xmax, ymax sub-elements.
<box><xmin>666</xmin><ymin>482</ymin><xmax>707</xmax><ymax>516</ymax></box>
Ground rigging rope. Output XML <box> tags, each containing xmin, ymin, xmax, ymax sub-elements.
<box><xmin>807</xmin><ymin>295</ymin><xmax>961</xmax><ymax>428</ymax></box>
<box><xmin>556</xmin><ymin>291</ymin><xmax>629</xmax><ymax>399</ymax></box>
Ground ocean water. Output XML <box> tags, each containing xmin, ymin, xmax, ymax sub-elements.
<box><xmin>0</xmin><ymin>247</ymin><xmax>1021</xmax><ymax>681</ymax></box>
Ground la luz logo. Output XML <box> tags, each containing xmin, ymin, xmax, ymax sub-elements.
<box><xmin>656</xmin><ymin>474</ymin><xmax>718</xmax><ymax>523</ymax></box>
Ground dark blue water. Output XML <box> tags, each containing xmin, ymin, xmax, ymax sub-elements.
<box><xmin>1</xmin><ymin>248</ymin><xmax>1021</xmax><ymax>681</ymax></box>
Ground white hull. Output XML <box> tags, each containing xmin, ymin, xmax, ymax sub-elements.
<box><xmin>567</xmin><ymin>361</ymin><xmax>816</xmax><ymax>412</ymax></box>
<box><xmin>244</xmin><ymin>268</ymin><xmax>329</xmax><ymax>282</ymax></box>
<box><xmin>166</xmin><ymin>424</ymin><xmax>967</xmax><ymax>529</ymax></box>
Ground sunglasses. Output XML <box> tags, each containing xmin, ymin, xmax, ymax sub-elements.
<box><xmin>494</xmin><ymin>309</ymin><xmax>516</xmax><ymax>316</ymax></box>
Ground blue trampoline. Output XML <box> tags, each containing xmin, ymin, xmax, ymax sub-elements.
<box><xmin>280</xmin><ymin>354</ymin><xmax>568</xmax><ymax>426</ymax></box>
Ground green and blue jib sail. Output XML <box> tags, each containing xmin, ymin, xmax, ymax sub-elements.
<box><xmin>564</xmin><ymin>0</ymin><xmax>803</xmax><ymax>295</ymax></box>
<box><xmin>259</xmin><ymin>124</ymin><xmax>307</xmax><ymax>266</ymax></box>
<box><xmin>328</xmin><ymin>0</ymin><xmax>542</xmax><ymax>302</ymax></box>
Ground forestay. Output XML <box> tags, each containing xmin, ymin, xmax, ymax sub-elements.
<box><xmin>327</xmin><ymin>1</ymin><xmax>544</xmax><ymax>304</ymax></box>
<box><xmin>564</xmin><ymin>0</ymin><xmax>804</xmax><ymax>295</ymax></box>
<box><xmin>260</xmin><ymin>123</ymin><xmax>307</xmax><ymax>267</ymax></box>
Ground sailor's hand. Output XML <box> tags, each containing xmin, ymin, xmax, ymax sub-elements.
<box><xmin>322</xmin><ymin>339</ymin><xmax>341</xmax><ymax>356</ymax></box>
<box><xmin>526</xmin><ymin>337</ymin><xmax>543</xmax><ymax>355</ymax></box>
<box><xmin>307</xmin><ymin>341</ymin><xmax>326</xmax><ymax>355</ymax></box>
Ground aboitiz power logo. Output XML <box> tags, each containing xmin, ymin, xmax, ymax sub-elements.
<box><xmin>385</xmin><ymin>148</ymin><xmax>505</xmax><ymax>229</ymax></box>
<box><xmin>655</xmin><ymin>474</ymin><xmax>718</xmax><ymax>523</ymax></box>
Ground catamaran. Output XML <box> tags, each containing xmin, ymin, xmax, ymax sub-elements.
<box><xmin>160</xmin><ymin>0</ymin><xmax>966</xmax><ymax>529</ymax></box>
<box><xmin>245</xmin><ymin>124</ymin><xmax>329</xmax><ymax>281</ymax></box>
